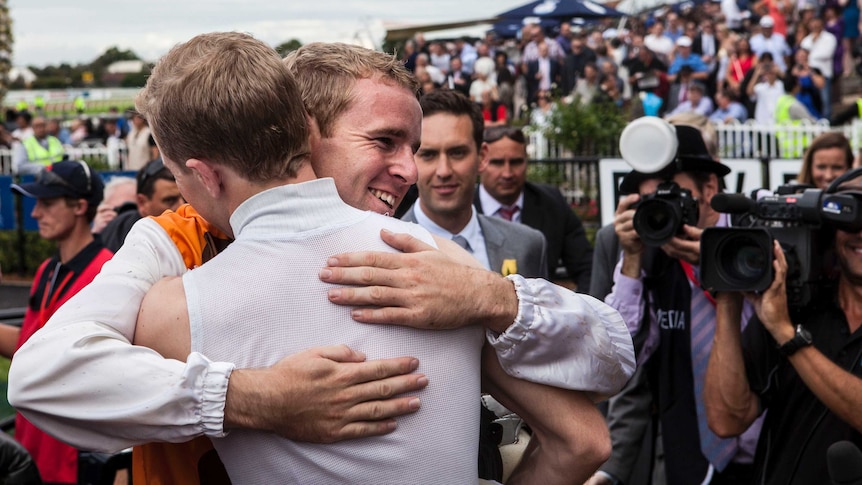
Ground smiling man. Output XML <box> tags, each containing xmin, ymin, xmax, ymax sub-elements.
<box><xmin>10</xmin><ymin>38</ymin><xmax>633</xmax><ymax>485</ymax></box>
<box><xmin>403</xmin><ymin>89</ymin><xmax>548</xmax><ymax>279</ymax></box>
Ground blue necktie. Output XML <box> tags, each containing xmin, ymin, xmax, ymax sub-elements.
<box><xmin>452</xmin><ymin>235</ymin><xmax>472</xmax><ymax>253</ymax></box>
<box><xmin>689</xmin><ymin>266</ymin><xmax>737</xmax><ymax>471</ymax></box>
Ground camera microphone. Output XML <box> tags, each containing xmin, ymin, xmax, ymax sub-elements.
<box><xmin>711</xmin><ymin>193</ymin><xmax>756</xmax><ymax>214</ymax></box>
<box><xmin>828</xmin><ymin>441</ymin><xmax>862</xmax><ymax>485</ymax></box>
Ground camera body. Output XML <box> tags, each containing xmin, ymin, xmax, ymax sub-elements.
<box><xmin>701</xmin><ymin>187</ymin><xmax>862</xmax><ymax>307</ymax></box>
<box><xmin>633</xmin><ymin>182</ymin><xmax>700</xmax><ymax>247</ymax></box>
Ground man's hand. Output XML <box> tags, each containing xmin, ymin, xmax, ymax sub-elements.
<box><xmin>615</xmin><ymin>194</ymin><xmax>643</xmax><ymax>255</ymax></box>
<box><xmin>615</xmin><ymin>194</ymin><xmax>645</xmax><ymax>277</ymax></box>
<box><xmin>662</xmin><ymin>224</ymin><xmax>702</xmax><ymax>264</ymax></box>
<box><xmin>746</xmin><ymin>241</ymin><xmax>794</xmax><ymax>343</ymax></box>
<box><xmin>224</xmin><ymin>344</ymin><xmax>427</xmax><ymax>443</ymax></box>
<box><xmin>320</xmin><ymin>229</ymin><xmax>518</xmax><ymax>334</ymax></box>
<box><xmin>92</xmin><ymin>204</ymin><xmax>118</xmax><ymax>234</ymax></box>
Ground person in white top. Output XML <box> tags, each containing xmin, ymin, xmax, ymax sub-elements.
<box><xmin>750</xmin><ymin>16</ymin><xmax>792</xmax><ymax>74</ymax></box>
<box><xmin>644</xmin><ymin>22</ymin><xmax>674</xmax><ymax>61</ymax></box>
<box><xmin>124</xmin><ymin>112</ymin><xmax>152</xmax><ymax>170</ymax></box>
<box><xmin>9</xmin><ymin>35</ymin><xmax>634</xmax><ymax>483</ymax></box>
<box><xmin>800</xmin><ymin>17</ymin><xmax>837</xmax><ymax>119</ymax></box>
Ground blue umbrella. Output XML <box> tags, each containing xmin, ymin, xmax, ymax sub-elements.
<box><xmin>497</xmin><ymin>0</ymin><xmax>626</xmax><ymax>19</ymax></box>
<box><xmin>492</xmin><ymin>18</ymin><xmax>561</xmax><ymax>38</ymax></box>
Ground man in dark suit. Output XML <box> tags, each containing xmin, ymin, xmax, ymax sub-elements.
<box><xmin>403</xmin><ymin>90</ymin><xmax>548</xmax><ymax>279</ymax></box>
<box><xmin>525</xmin><ymin>42</ymin><xmax>561</xmax><ymax>107</ymax></box>
<box><xmin>560</xmin><ymin>34</ymin><xmax>597</xmax><ymax>95</ymax></box>
<box><xmin>475</xmin><ymin>126</ymin><xmax>593</xmax><ymax>290</ymax></box>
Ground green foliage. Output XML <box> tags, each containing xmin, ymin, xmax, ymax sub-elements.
<box><xmin>275</xmin><ymin>39</ymin><xmax>303</xmax><ymax>57</ymax></box>
<box><xmin>0</xmin><ymin>230</ymin><xmax>55</xmax><ymax>276</ymax></box>
<box><xmin>91</xmin><ymin>46</ymin><xmax>140</xmax><ymax>68</ymax></box>
<box><xmin>545</xmin><ymin>97</ymin><xmax>627</xmax><ymax>157</ymax></box>
<box><xmin>120</xmin><ymin>71</ymin><xmax>150</xmax><ymax>88</ymax></box>
<box><xmin>23</xmin><ymin>46</ymin><xmax>143</xmax><ymax>89</ymax></box>
<box><xmin>0</xmin><ymin>1</ymin><xmax>12</xmax><ymax>104</ymax></box>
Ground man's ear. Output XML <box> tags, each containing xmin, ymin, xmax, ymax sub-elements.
<box><xmin>135</xmin><ymin>192</ymin><xmax>149</xmax><ymax>213</ymax></box>
<box><xmin>702</xmin><ymin>173</ymin><xmax>720</xmax><ymax>205</ymax></box>
<box><xmin>307</xmin><ymin>114</ymin><xmax>322</xmax><ymax>148</ymax></box>
<box><xmin>478</xmin><ymin>142</ymin><xmax>490</xmax><ymax>173</ymax></box>
<box><xmin>186</xmin><ymin>158</ymin><xmax>223</xmax><ymax>198</ymax></box>
<box><xmin>73</xmin><ymin>199</ymin><xmax>88</xmax><ymax>217</ymax></box>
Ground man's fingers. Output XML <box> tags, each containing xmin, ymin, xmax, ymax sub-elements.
<box><xmin>379</xmin><ymin>229</ymin><xmax>436</xmax><ymax>253</ymax></box>
<box><xmin>335</xmin><ymin>420</ymin><xmax>399</xmax><ymax>441</ymax></box>
<box><xmin>346</xmin><ymin>357</ymin><xmax>422</xmax><ymax>385</ymax></box>
<box><xmin>327</xmin><ymin>285</ymin><xmax>408</xmax><ymax>309</ymax></box>
<box><xmin>309</xmin><ymin>344</ymin><xmax>367</xmax><ymax>364</ymax></box>
<box><xmin>320</xmin><ymin>266</ymin><xmax>400</xmax><ymax>287</ymax></box>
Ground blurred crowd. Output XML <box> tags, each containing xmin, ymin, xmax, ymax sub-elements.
<box><xmin>403</xmin><ymin>0</ymin><xmax>861</xmax><ymax>131</ymax></box>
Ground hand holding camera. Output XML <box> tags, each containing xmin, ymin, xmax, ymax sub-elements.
<box><xmin>745</xmin><ymin>240</ymin><xmax>794</xmax><ymax>338</ymax></box>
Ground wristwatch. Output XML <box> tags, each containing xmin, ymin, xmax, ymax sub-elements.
<box><xmin>777</xmin><ymin>324</ymin><xmax>813</xmax><ymax>357</ymax></box>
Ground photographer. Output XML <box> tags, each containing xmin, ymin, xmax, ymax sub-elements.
<box><xmin>605</xmin><ymin>121</ymin><xmax>762</xmax><ymax>485</ymax></box>
<box><xmin>705</xmin><ymin>171</ymin><xmax>862</xmax><ymax>482</ymax></box>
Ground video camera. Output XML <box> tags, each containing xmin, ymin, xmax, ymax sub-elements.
<box><xmin>701</xmin><ymin>183</ymin><xmax>862</xmax><ymax>306</ymax></box>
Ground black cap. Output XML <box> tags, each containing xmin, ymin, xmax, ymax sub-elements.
<box><xmin>11</xmin><ymin>160</ymin><xmax>104</xmax><ymax>207</ymax></box>
<box><xmin>620</xmin><ymin>124</ymin><xmax>730</xmax><ymax>194</ymax></box>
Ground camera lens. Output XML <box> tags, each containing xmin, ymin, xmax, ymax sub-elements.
<box><xmin>634</xmin><ymin>199</ymin><xmax>679</xmax><ymax>246</ymax></box>
<box><xmin>718</xmin><ymin>235</ymin><xmax>769</xmax><ymax>284</ymax></box>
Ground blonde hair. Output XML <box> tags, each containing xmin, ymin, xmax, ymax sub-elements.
<box><xmin>283</xmin><ymin>42</ymin><xmax>418</xmax><ymax>137</ymax></box>
<box><xmin>136</xmin><ymin>32</ymin><xmax>309</xmax><ymax>181</ymax></box>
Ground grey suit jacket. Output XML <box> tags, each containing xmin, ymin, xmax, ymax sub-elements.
<box><xmin>401</xmin><ymin>204</ymin><xmax>548</xmax><ymax>279</ymax></box>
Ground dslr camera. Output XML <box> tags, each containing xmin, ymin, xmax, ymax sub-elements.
<box><xmin>633</xmin><ymin>182</ymin><xmax>699</xmax><ymax>247</ymax></box>
<box><xmin>701</xmin><ymin>184</ymin><xmax>862</xmax><ymax>306</ymax></box>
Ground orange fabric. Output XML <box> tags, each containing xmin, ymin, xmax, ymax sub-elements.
<box><xmin>132</xmin><ymin>204</ymin><xmax>233</xmax><ymax>485</ymax></box>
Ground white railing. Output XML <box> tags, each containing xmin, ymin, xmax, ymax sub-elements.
<box><xmin>526</xmin><ymin>118</ymin><xmax>862</xmax><ymax>161</ymax></box>
<box><xmin>0</xmin><ymin>141</ymin><xmax>129</xmax><ymax>174</ymax></box>
<box><xmin>5</xmin><ymin>119</ymin><xmax>862</xmax><ymax>174</ymax></box>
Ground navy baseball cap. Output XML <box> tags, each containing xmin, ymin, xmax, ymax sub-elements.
<box><xmin>12</xmin><ymin>160</ymin><xmax>104</xmax><ymax>207</ymax></box>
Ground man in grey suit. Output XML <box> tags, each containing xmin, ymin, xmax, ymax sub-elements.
<box><xmin>474</xmin><ymin>126</ymin><xmax>592</xmax><ymax>289</ymax></box>
<box><xmin>403</xmin><ymin>89</ymin><xmax>548</xmax><ymax>280</ymax></box>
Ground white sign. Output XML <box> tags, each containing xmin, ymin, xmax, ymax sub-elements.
<box><xmin>598</xmin><ymin>158</ymin><xmax>769</xmax><ymax>226</ymax></box>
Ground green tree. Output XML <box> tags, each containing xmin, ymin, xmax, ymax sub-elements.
<box><xmin>274</xmin><ymin>39</ymin><xmax>302</xmax><ymax>57</ymax></box>
<box><xmin>91</xmin><ymin>46</ymin><xmax>140</xmax><ymax>68</ymax></box>
<box><xmin>0</xmin><ymin>1</ymin><xmax>13</xmax><ymax>104</ymax></box>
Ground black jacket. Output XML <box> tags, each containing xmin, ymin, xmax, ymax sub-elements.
<box><xmin>475</xmin><ymin>182</ymin><xmax>593</xmax><ymax>290</ymax></box>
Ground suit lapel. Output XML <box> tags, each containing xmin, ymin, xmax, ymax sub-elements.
<box><xmin>478</xmin><ymin>215</ymin><xmax>507</xmax><ymax>275</ymax></box>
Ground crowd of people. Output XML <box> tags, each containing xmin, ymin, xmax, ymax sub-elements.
<box><xmin>402</xmin><ymin>0</ymin><xmax>861</xmax><ymax>133</ymax></box>
<box><xmin>0</xmin><ymin>107</ymin><xmax>155</xmax><ymax>174</ymax></box>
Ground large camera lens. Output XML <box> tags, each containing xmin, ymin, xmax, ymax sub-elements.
<box><xmin>717</xmin><ymin>235</ymin><xmax>769</xmax><ymax>286</ymax></box>
<box><xmin>633</xmin><ymin>199</ymin><xmax>680</xmax><ymax>247</ymax></box>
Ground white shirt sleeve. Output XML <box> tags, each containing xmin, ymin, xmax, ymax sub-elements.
<box><xmin>7</xmin><ymin>218</ymin><xmax>234</xmax><ymax>453</ymax></box>
<box><xmin>486</xmin><ymin>275</ymin><xmax>636</xmax><ymax>398</ymax></box>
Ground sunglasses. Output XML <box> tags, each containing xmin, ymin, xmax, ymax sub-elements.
<box><xmin>138</xmin><ymin>158</ymin><xmax>166</xmax><ymax>190</ymax></box>
<box><xmin>484</xmin><ymin>126</ymin><xmax>526</xmax><ymax>144</ymax></box>
<box><xmin>36</xmin><ymin>161</ymin><xmax>92</xmax><ymax>196</ymax></box>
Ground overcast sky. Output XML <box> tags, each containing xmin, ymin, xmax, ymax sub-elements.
<box><xmin>9</xmin><ymin>0</ymin><xmax>528</xmax><ymax>67</ymax></box>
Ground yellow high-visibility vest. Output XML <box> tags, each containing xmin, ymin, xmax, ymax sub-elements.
<box><xmin>22</xmin><ymin>136</ymin><xmax>64</xmax><ymax>166</ymax></box>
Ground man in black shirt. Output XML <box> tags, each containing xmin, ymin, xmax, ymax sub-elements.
<box><xmin>705</xmin><ymin>163</ymin><xmax>862</xmax><ymax>484</ymax></box>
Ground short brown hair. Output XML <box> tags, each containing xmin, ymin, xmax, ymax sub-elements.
<box><xmin>283</xmin><ymin>42</ymin><xmax>418</xmax><ymax>137</ymax></box>
<box><xmin>797</xmin><ymin>132</ymin><xmax>853</xmax><ymax>186</ymax></box>
<box><xmin>136</xmin><ymin>32</ymin><xmax>309</xmax><ymax>182</ymax></box>
<box><xmin>420</xmin><ymin>90</ymin><xmax>484</xmax><ymax>150</ymax></box>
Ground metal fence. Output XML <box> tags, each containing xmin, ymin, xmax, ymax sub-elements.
<box><xmin>0</xmin><ymin>141</ymin><xmax>129</xmax><ymax>174</ymax></box>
